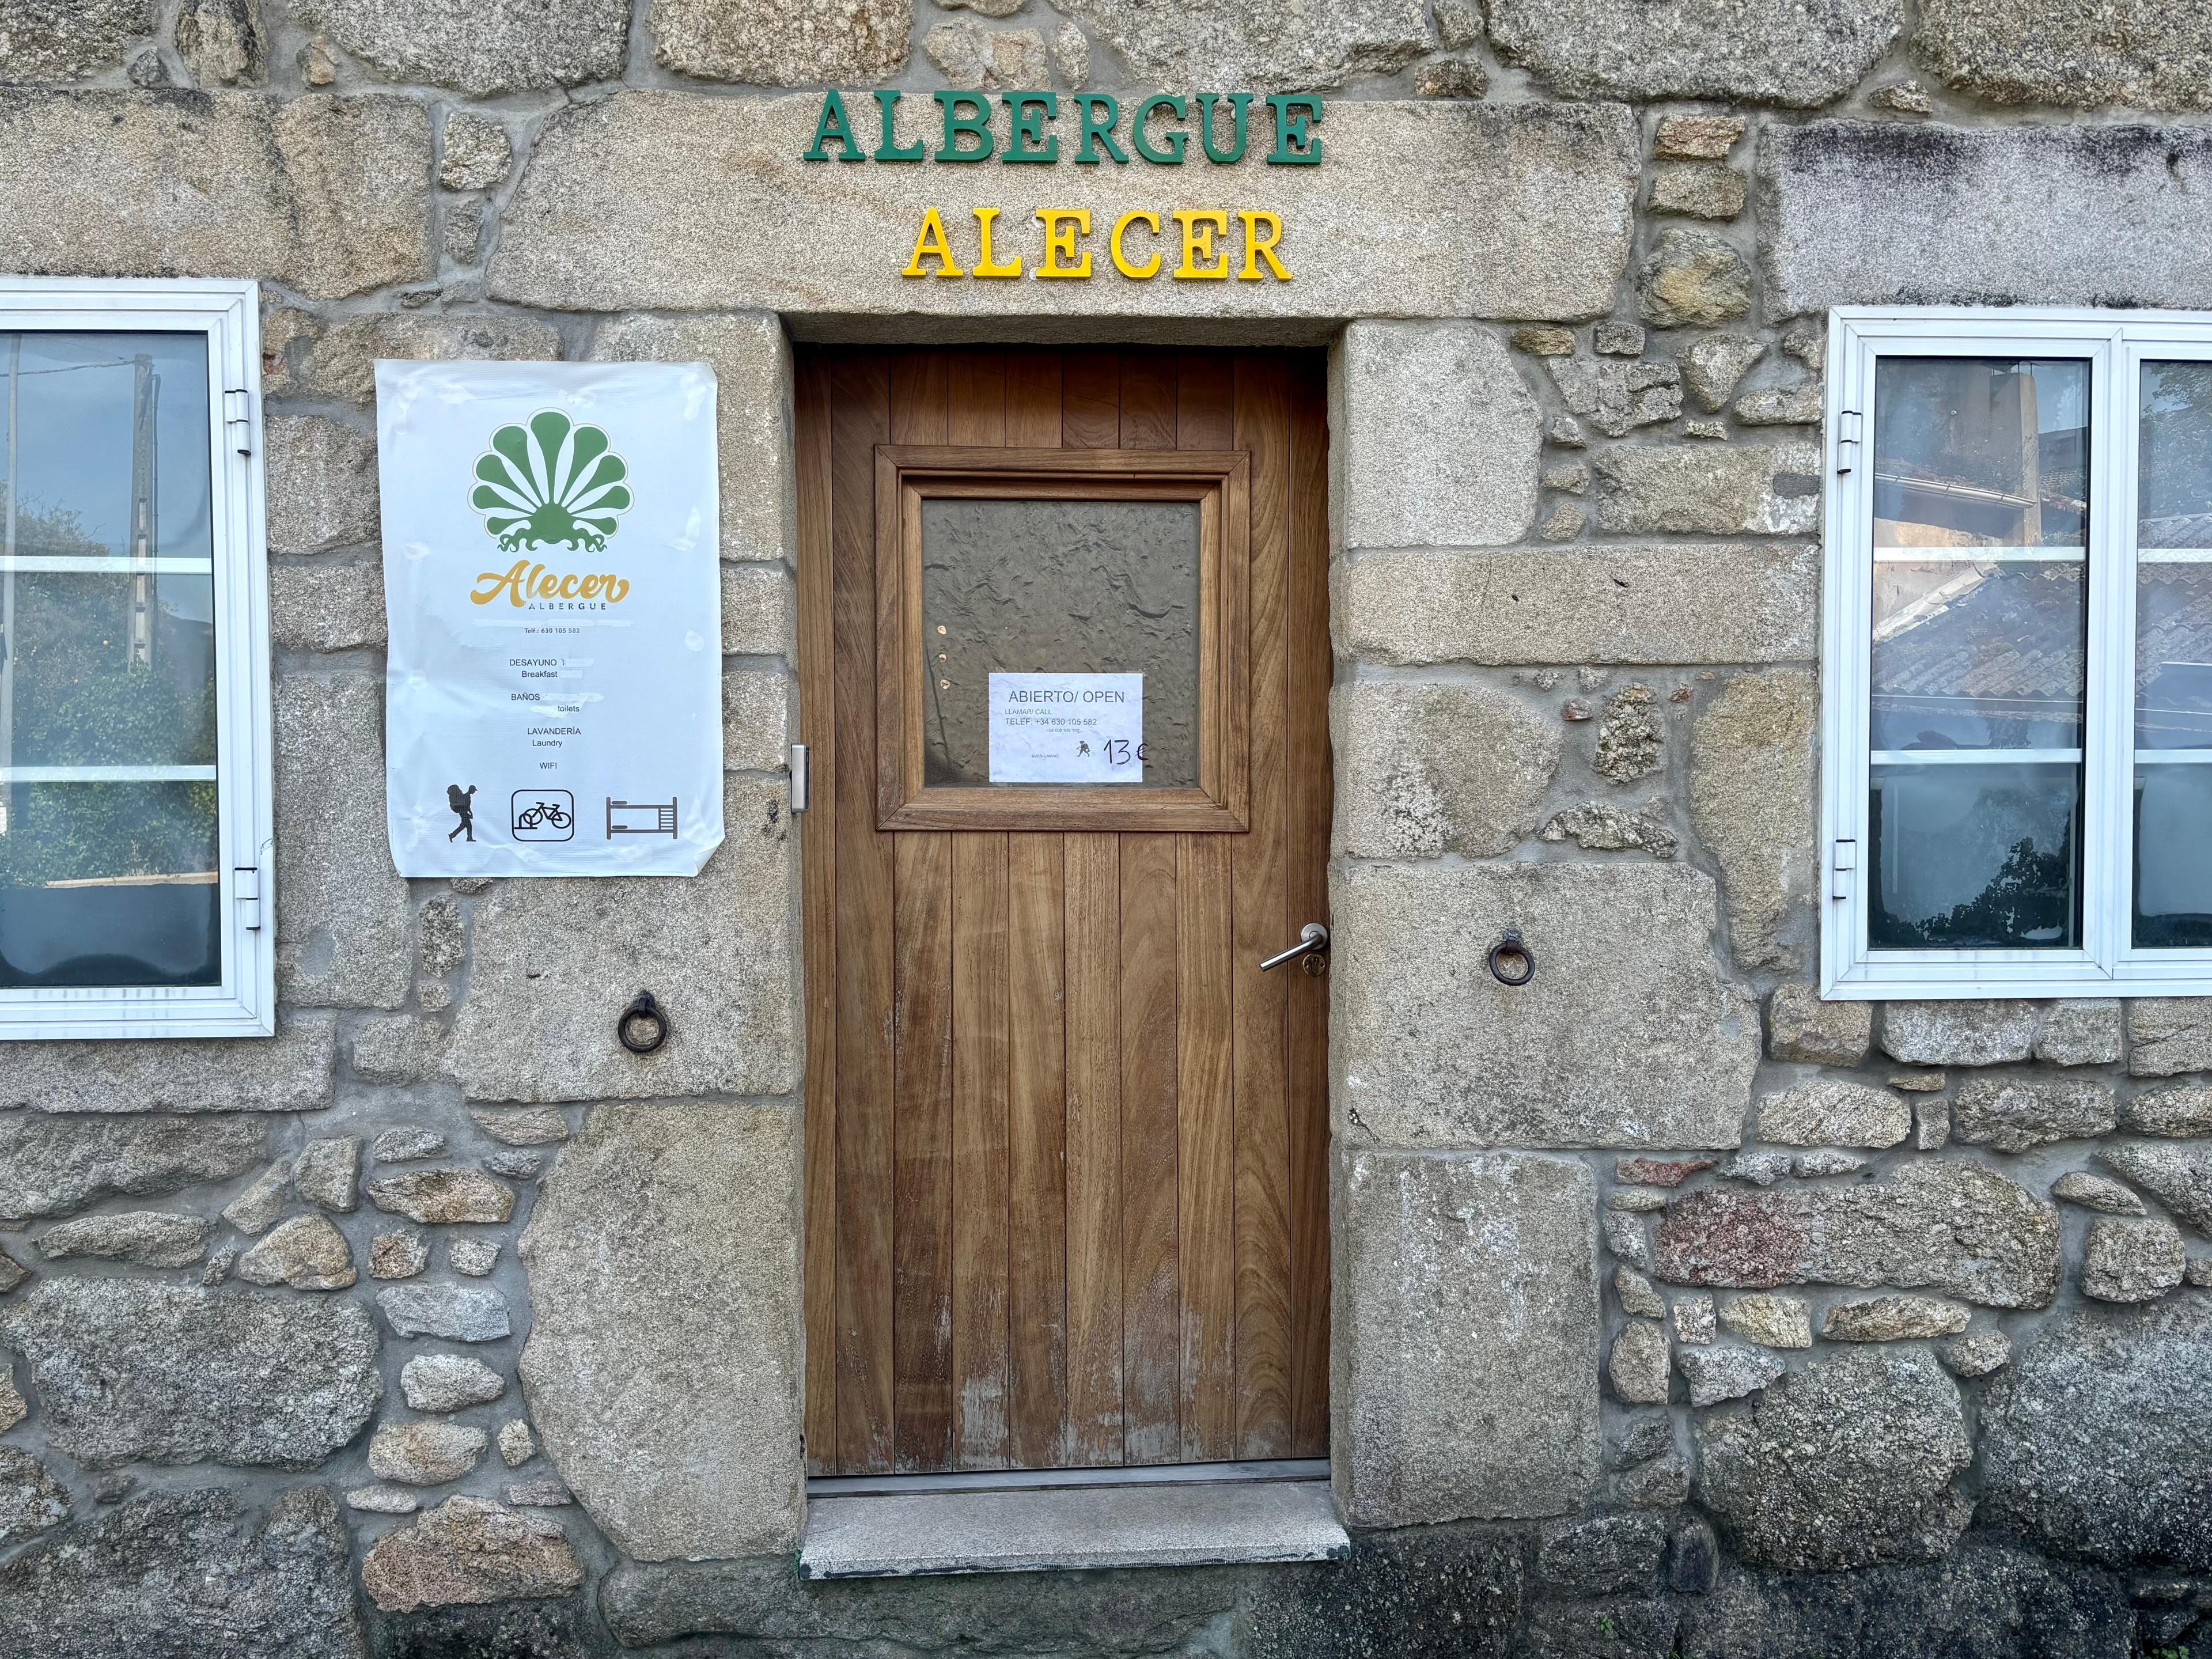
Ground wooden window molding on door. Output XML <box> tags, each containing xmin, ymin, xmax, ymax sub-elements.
<box><xmin>875</xmin><ymin>446</ymin><xmax>1252</xmax><ymax>833</ymax></box>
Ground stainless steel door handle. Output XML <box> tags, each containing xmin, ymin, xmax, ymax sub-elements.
<box><xmin>1260</xmin><ymin>922</ymin><xmax>1330</xmax><ymax>973</ymax></box>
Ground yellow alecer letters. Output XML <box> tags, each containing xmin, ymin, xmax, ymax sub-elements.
<box><xmin>1239</xmin><ymin>210</ymin><xmax>1289</xmax><ymax>281</ymax></box>
<box><xmin>897</xmin><ymin>206</ymin><xmax>1291</xmax><ymax>282</ymax></box>
<box><xmin>900</xmin><ymin>207</ymin><xmax>963</xmax><ymax>278</ymax></box>
<box><xmin>1172</xmin><ymin>210</ymin><xmax>1230</xmax><ymax>281</ymax></box>
<box><xmin>1111</xmin><ymin>210</ymin><xmax>1162</xmax><ymax>279</ymax></box>
<box><xmin>1035</xmin><ymin>209</ymin><xmax>1092</xmax><ymax>278</ymax></box>
<box><xmin>971</xmin><ymin>206</ymin><xmax>1022</xmax><ymax>278</ymax></box>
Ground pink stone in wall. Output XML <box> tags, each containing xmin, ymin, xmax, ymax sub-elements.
<box><xmin>1653</xmin><ymin>1162</ymin><xmax>2061</xmax><ymax>1308</ymax></box>
<box><xmin>1652</xmin><ymin>1188</ymin><xmax>1812</xmax><ymax>1289</ymax></box>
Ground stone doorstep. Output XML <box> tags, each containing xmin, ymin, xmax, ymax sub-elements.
<box><xmin>796</xmin><ymin>1480</ymin><xmax>1349</xmax><ymax>1580</ymax></box>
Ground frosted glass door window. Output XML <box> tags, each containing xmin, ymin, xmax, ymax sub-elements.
<box><xmin>1866</xmin><ymin>356</ymin><xmax>2089</xmax><ymax>949</ymax></box>
<box><xmin>0</xmin><ymin>331</ymin><xmax>221</xmax><ymax>988</ymax></box>
<box><xmin>2135</xmin><ymin>361</ymin><xmax>2212</xmax><ymax>948</ymax></box>
<box><xmin>919</xmin><ymin>497</ymin><xmax>1202</xmax><ymax>787</ymax></box>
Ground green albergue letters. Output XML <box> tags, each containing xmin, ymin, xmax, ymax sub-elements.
<box><xmin>802</xmin><ymin>90</ymin><xmax>1325</xmax><ymax>168</ymax></box>
<box><xmin>935</xmin><ymin>91</ymin><xmax>994</xmax><ymax>162</ymax></box>
<box><xmin>802</xmin><ymin>88</ymin><xmax>863</xmax><ymax>162</ymax></box>
<box><xmin>1006</xmin><ymin>93</ymin><xmax>1059</xmax><ymax>164</ymax></box>
<box><xmin>873</xmin><ymin>88</ymin><xmax>923</xmax><ymax>162</ymax></box>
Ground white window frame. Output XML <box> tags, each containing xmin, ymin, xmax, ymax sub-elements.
<box><xmin>1823</xmin><ymin>305</ymin><xmax>2212</xmax><ymax>1000</ymax></box>
<box><xmin>0</xmin><ymin>277</ymin><xmax>272</xmax><ymax>1039</ymax></box>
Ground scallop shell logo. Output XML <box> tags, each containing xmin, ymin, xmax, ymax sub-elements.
<box><xmin>471</xmin><ymin>410</ymin><xmax>632</xmax><ymax>552</ymax></box>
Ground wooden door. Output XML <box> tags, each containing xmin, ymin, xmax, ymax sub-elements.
<box><xmin>798</xmin><ymin>348</ymin><xmax>1330</xmax><ymax>1475</ymax></box>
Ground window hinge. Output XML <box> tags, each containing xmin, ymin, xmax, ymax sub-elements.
<box><xmin>224</xmin><ymin>388</ymin><xmax>253</xmax><ymax>456</ymax></box>
<box><xmin>789</xmin><ymin>743</ymin><xmax>810</xmax><ymax>813</ymax></box>
<box><xmin>1831</xmin><ymin>839</ymin><xmax>1856</xmax><ymax>902</ymax></box>
<box><xmin>1835</xmin><ymin>408</ymin><xmax>1862</xmax><ymax>475</ymax></box>
<box><xmin>234</xmin><ymin>864</ymin><xmax>263</xmax><ymax>930</ymax></box>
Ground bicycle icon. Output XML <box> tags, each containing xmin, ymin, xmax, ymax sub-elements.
<box><xmin>511</xmin><ymin>789</ymin><xmax>577</xmax><ymax>842</ymax></box>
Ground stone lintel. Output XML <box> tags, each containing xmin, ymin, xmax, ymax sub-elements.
<box><xmin>0</xmin><ymin>90</ymin><xmax>430</xmax><ymax>300</ymax></box>
<box><xmin>1763</xmin><ymin>122</ymin><xmax>2212</xmax><ymax>316</ymax></box>
<box><xmin>491</xmin><ymin>93</ymin><xmax>1638</xmax><ymax>323</ymax></box>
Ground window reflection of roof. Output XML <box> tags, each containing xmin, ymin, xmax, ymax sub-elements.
<box><xmin>2135</xmin><ymin>564</ymin><xmax>2212</xmax><ymax>732</ymax></box>
<box><xmin>1875</xmin><ymin>563</ymin><xmax>2084</xmax><ymax>704</ymax></box>
<box><xmin>1877</xmin><ymin>559</ymin><xmax>2212</xmax><ymax>704</ymax></box>
<box><xmin>2140</xmin><ymin>512</ymin><xmax>2212</xmax><ymax>550</ymax></box>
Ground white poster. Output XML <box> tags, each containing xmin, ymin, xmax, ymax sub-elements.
<box><xmin>988</xmin><ymin>673</ymin><xmax>1145</xmax><ymax>783</ymax></box>
<box><xmin>378</xmin><ymin>361</ymin><xmax>724</xmax><ymax>876</ymax></box>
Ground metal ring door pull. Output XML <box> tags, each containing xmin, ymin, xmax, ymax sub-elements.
<box><xmin>1260</xmin><ymin>922</ymin><xmax>1331</xmax><ymax>974</ymax></box>
<box><xmin>1488</xmin><ymin>929</ymin><xmax>1536</xmax><ymax>986</ymax></box>
<box><xmin>618</xmin><ymin>991</ymin><xmax>670</xmax><ymax>1054</ymax></box>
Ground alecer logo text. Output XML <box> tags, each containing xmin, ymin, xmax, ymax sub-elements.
<box><xmin>469</xmin><ymin>410</ymin><xmax>636</xmax><ymax>608</ymax></box>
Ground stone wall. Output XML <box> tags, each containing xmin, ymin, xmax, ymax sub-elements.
<box><xmin>0</xmin><ymin>1</ymin><xmax>810</xmax><ymax>1646</ymax></box>
<box><xmin>0</xmin><ymin>1</ymin><xmax>2210</xmax><ymax>1656</ymax></box>
<box><xmin>1313</xmin><ymin>16</ymin><xmax>2212</xmax><ymax>1659</ymax></box>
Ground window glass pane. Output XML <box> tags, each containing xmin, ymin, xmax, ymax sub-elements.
<box><xmin>2136</xmin><ymin>361</ymin><xmax>2212</xmax><ymax>749</ymax></box>
<box><xmin>1869</xmin><ymin>762</ymin><xmax>2082</xmax><ymax>950</ymax></box>
<box><xmin>1871</xmin><ymin>559</ymin><xmax>2085</xmax><ymax>749</ymax></box>
<box><xmin>0</xmin><ymin>781</ymin><xmax>221</xmax><ymax>986</ymax></box>
<box><xmin>2138</xmin><ymin>358</ymin><xmax>2212</xmax><ymax>539</ymax></box>
<box><xmin>919</xmin><ymin>497</ymin><xmax>1200</xmax><ymax>788</ymax></box>
<box><xmin>1868</xmin><ymin>358</ymin><xmax>2088</xmax><ymax>951</ymax></box>
<box><xmin>2135</xmin><ymin>765</ymin><xmax>2212</xmax><ymax>949</ymax></box>
<box><xmin>9</xmin><ymin>572</ymin><xmax>216</xmax><ymax>766</ymax></box>
<box><xmin>1</xmin><ymin>331</ymin><xmax>220</xmax><ymax>988</ymax></box>
<box><xmin>1873</xmin><ymin>357</ymin><xmax>2089</xmax><ymax>550</ymax></box>
<box><xmin>2134</xmin><ymin>360</ymin><xmax>2212</xmax><ymax>949</ymax></box>
<box><xmin>2133</xmin><ymin>558</ymin><xmax>2212</xmax><ymax>750</ymax></box>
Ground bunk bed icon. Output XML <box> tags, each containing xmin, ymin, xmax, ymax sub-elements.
<box><xmin>606</xmin><ymin>797</ymin><xmax>679</xmax><ymax>838</ymax></box>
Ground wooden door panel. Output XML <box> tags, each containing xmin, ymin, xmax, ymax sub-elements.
<box><xmin>826</xmin><ymin>354</ymin><xmax>895</xmax><ymax>1476</ymax></box>
<box><xmin>1120</xmin><ymin>352</ymin><xmax>1178</xmax><ymax>450</ymax></box>
<box><xmin>1119</xmin><ymin>832</ymin><xmax>1182</xmax><ymax>1465</ymax></box>
<box><xmin>886</xmin><ymin>354</ymin><xmax>953</xmax><ymax>1474</ymax></box>
<box><xmin>1007</xmin><ymin>350</ymin><xmax>1062</xmax><ymax>446</ymax></box>
<box><xmin>949</xmin><ymin>831</ymin><xmax>1010</xmax><ymax>1469</ymax></box>
<box><xmin>946</xmin><ymin>350</ymin><xmax>1007</xmax><ymax>448</ymax></box>
<box><xmin>1229</xmin><ymin>357</ymin><xmax>1295</xmax><ymax>1461</ymax></box>
<box><xmin>1169</xmin><ymin>351</ymin><xmax>1247</xmax><ymax>1459</ymax></box>
<box><xmin>1005</xmin><ymin>830</ymin><xmax>1070</xmax><ymax>1468</ymax></box>
<box><xmin>1177</xmin><ymin>354</ymin><xmax>1235</xmax><ymax>450</ymax></box>
<box><xmin>1063</xmin><ymin>831</ymin><xmax>1124</xmax><ymax>1465</ymax></box>
<box><xmin>800</xmin><ymin>347</ymin><xmax>1329</xmax><ymax>1476</ymax></box>
<box><xmin>1063</xmin><ymin>350</ymin><xmax>1120</xmax><ymax>449</ymax></box>
<box><xmin>1175</xmin><ymin>831</ymin><xmax>1238</xmax><ymax>1462</ymax></box>
<box><xmin>891</xmin><ymin>830</ymin><xmax>954</xmax><ymax>1471</ymax></box>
